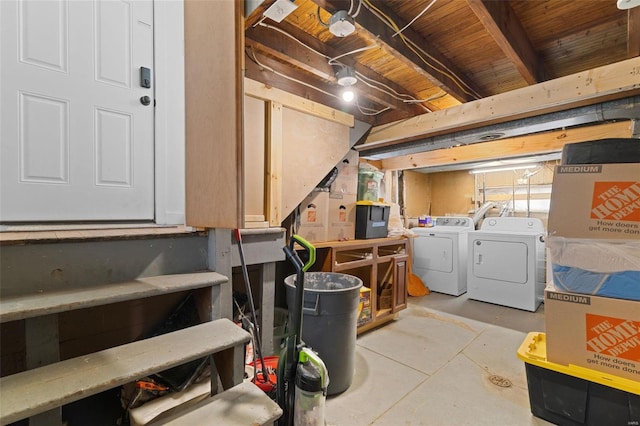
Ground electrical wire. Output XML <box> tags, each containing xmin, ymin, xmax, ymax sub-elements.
<box><xmin>392</xmin><ymin>0</ymin><xmax>437</xmax><ymax>37</ymax></box>
<box><xmin>328</xmin><ymin>45</ymin><xmax>377</xmax><ymax>65</ymax></box>
<box><xmin>348</xmin><ymin>0</ymin><xmax>355</xmax><ymax>15</ymax></box>
<box><xmin>403</xmin><ymin>92</ymin><xmax>447</xmax><ymax>103</ymax></box>
<box><xmin>356</xmin><ymin>71</ymin><xmax>449</xmax><ymax>110</ymax></box>
<box><xmin>257</xmin><ymin>23</ymin><xmax>439</xmax><ymax>110</ymax></box>
<box><xmin>356</xmin><ymin>72</ymin><xmax>431</xmax><ymax>112</ymax></box>
<box><xmin>317</xmin><ymin>6</ymin><xmax>330</xmax><ymax>27</ymax></box>
<box><xmin>356</xmin><ymin>98</ymin><xmax>390</xmax><ymax>115</ymax></box>
<box><xmin>351</xmin><ymin>0</ymin><xmax>363</xmax><ymax>18</ymax></box>
<box><xmin>259</xmin><ymin>22</ymin><xmax>330</xmax><ymax>61</ymax></box>
<box><xmin>362</xmin><ymin>0</ymin><xmax>481</xmax><ymax>99</ymax></box>
<box><xmin>253</xmin><ymin>17</ymin><xmax>450</xmax><ymax>113</ymax></box>
<box><xmin>356</xmin><ymin>71</ymin><xmax>415</xmax><ymax>100</ymax></box>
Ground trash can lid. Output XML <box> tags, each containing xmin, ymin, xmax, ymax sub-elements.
<box><xmin>285</xmin><ymin>272</ymin><xmax>363</xmax><ymax>292</ymax></box>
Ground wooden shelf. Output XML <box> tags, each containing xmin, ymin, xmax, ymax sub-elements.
<box><xmin>334</xmin><ymin>258</ymin><xmax>374</xmax><ymax>271</ymax></box>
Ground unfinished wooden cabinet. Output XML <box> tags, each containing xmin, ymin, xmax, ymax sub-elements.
<box><xmin>313</xmin><ymin>237</ymin><xmax>408</xmax><ymax>334</ymax></box>
<box><xmin>392</xmin><ymin>254</ymin><xmax>408</xmax><ymax>312</ymax></box>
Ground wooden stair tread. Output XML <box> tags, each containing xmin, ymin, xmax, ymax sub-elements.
<box><xmin>0</xmin><ymin>319</ymin><xmax>249</xmax><ymax>425</ymax></box>
<box><xmin>150</xmin><ymin>381</ymin><xmax>282</xmax><ymax>426</ymax></box>
<box><xmin>0</xmin><ymin>271</ymin><xmax>227</xmax><ymax>323</ymax></box>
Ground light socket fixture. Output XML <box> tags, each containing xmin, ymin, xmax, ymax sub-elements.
<box><xmin>617</xmin><ymin>0</ymin><xmax>640</xmax><ymax>9</ymax></box>
<box><xmin>336</xmin><ymin>66</ymin><xmax>357</xmax><ymax>86</ymax></box>
<box><xmin>263</xmin><ymin>0</ymin><xmax>298</xmax><ymax>23</ymax></box>
<box><xmin>329</xmin><ymin>10</ymin><xmax>356</xmax><ymax>37</ymax></box>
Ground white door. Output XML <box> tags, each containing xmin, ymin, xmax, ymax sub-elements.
<box><xmin>0</xmin><ymin>0</ymin><xmax>155</xmax><ymax>221</ymax></box>
<box><xmin>414</xmin><ymin>235</ymin><xmax>453</xmax><ymax>273</ymax></box>
<box><xmin>471</xmin><ymin>239</ymin><xmax>529</xmax><ymax>284</ymax></box>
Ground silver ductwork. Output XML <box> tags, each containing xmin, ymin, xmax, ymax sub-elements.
<box><xmin>356</xmin><ymin>95</ymin><xmax>640</xmax><ymax>160</ymax></box>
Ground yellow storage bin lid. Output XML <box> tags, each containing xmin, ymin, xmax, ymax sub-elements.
<box><xmin>356</xmin><ymin>200</ymin><xmax>390</xmax><ymax>206</ymax></box>
<box><xmin>517</xmin><ymin>332</ymin><xmax>640</xmax><ymax>395</ymax></box>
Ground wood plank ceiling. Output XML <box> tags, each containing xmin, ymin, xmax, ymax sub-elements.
<box><xmin>245</xmin><ymin>0</ymin><xmax>640</xmax><ymax>160</ymax></box>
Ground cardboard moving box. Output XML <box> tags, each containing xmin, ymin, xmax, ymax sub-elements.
<box><xmin>545</xmin><ymin>286</ymin><xmax>640</xmax><ymax>382</ymax></box>
<box><xmin>357</xmin><ymin>287</ymin><xmax>372</xmax><ymax>326</ymax></box>
<box><xmin>327</xmin><ymin>194</ymin><xmax>356</xmax><ymax>242</ymax></box>
<box><xmin>547</xmin><ymin>162</ymin><xmax>640</xmax><ymax>300</ymax></box>
<box><xmin>548</xmin><ymin>163</ymin><xmax>640</xmax><ymax>240</ymax></box>
<box><xmin>297</xmin><ymin>191</ymin><xmax>329</xmax><ymax>243</ymax></box>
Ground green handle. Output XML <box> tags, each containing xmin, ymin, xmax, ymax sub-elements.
<box><xmin>291</xmin><ymin>234</ymin><xmax>316</xmax><ymax>272</ymax></box>
<box><xmin>299</xmin><ymin>347</ymin><xmax>329</xmax><ymax>389</ymax></box>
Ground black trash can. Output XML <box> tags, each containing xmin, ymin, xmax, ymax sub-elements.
<box><xmin>285</xmin><ymin>272</ymin><xmax>363</xmax><ymax>395</ymax></box>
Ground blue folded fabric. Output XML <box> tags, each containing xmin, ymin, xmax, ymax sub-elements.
<box><xmin>552</xmin><ymin>264</ymin><xmax>640</xmax><ymax>301</ymax></box>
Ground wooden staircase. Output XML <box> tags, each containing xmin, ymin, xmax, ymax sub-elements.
<box><xmin>0</xmin><ymin>234</ymin><xmax>282</xmax><ymax>425</ymax></box>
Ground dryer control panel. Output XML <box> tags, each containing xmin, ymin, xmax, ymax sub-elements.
<box><xmin>480</xmin><ymin>217</ymin><xmax>545</xmax><ymax>232</ymax></box>
<box><xmin>435</xmin><ymin>216</ymin><xmax>474</xmax><ymax>228</ymax></box>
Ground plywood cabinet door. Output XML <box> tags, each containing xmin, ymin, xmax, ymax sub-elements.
<box><xmin>392</xmin><ymin>255</ymin><xmax>408</xmax><ymax>312</ymax></box>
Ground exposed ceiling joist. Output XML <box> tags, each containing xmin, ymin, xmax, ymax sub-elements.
<box><xmin>244</xmin><ymin>47</ymin><xmax>378</xmax><ymax>122</ymax></box>
<box><xmin>245</xmin><ymin>21</ymin><xmax>426</xmax><ymax>118</ymax></box>
<box><xmin>310</xmin><ymin>0</ymin><xmax>483</xmax><ymax>103</ymax></box>
<box><xmin>246</xmin><ymin>23</ymin><xmax>335</xmax><ymax>81</ymax></box>
<box><xmin>628</xmin><ymin>7</ymin><xmax>640</xmax><ymax>57</ymax></box>
<box><xmin>245</xmin><ymin>0</ymin><xmax>635</xmax><ymax>137</ymax></box>
<box><xmin>466</xmin><ymin>0</ymin><xmax>545</xmax><ymax>85</ymax></box>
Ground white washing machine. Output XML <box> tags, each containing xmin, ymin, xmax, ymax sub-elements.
<box><xmin>467</xmin><ymin>217</ymin><xmax>546</xmax><ymax>311</ymax></box>
<box><xmin>412</xmin><ymin>216</ymin><xmax>475</xmax><ymax>296</ymax></box>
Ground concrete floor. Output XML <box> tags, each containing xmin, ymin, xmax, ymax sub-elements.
<box><xmin>324</xmin><ymin>292</ymin><xmax>552</xmax><ymax>426</ymax></box>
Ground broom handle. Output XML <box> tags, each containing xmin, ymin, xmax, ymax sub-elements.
<box><xmin>234</xmin><ymin>229</ymin><xmax>268</xmax><ymax>382</ymax></box>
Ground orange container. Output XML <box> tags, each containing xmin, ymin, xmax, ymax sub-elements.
<box><xmin>249</xmin><ymin>356</ymin><xmax>279</xmax><ymax>392</ymax></box>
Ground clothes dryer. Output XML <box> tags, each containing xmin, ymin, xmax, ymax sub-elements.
<box><xmin>412</xmin><ymin>216</ymin><xmax>475</xmax><ymax>296</ymax></box>
<box><xmin>467</xmin><ymin>217</ymin><xmax>546</xmax><ymax>311</ymax></box>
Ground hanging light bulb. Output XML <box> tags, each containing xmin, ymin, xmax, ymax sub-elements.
<box><xmin>342</xmin><ymin>89</ymin><xmax>355</xmax><ymax>102</ymax></box>
<box><xmin>336</xmin><ymin>66</ymin><xmax>356</xmax><ymax>102</ymax></box>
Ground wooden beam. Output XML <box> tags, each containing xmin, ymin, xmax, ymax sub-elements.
<box><xmin>310</xmin><ymin>0</ymin><xmax>483</xmax><ymax>103</ymax></box>
<box><xmin>245</xmin><ymin>78</ymin><xmax>355</xmax><ymax>127</ymax></box>
<box><xmin>245</xmin><ymin>24</ymin><xmax>335</xmax><ymax>81</ymax></box>
<box><xmin>380</xmin><ymin>121</ymin><xmax>634</xmax><ymax>171</ymax></box>
<box><xmin>245</xmin><ymin>50</ymin><xmax>376</xmax><ymax>124</ymax></box>
<box><xmin>466</xmin><ymin>0</ymin><xmax>545</xmax><ymax>85</ymax></box>
<box><xmin>243</xmin><ymin>0</ymin><xmax>277</xmax><ymax>29</ymax></box>
<box><xmin>628</xmin><ymin>6</ymin><xmax>640</xmax><ymax>58</ymax></box>
<box><xmin>364</xmin><ymin>57</ymin><xmax>640</xmax><ymax>148</ymax></box>
<box><xmin>245</xmin><ymin>23</ymin><xmax>425</xmax><ymax>116</ymax></box>
<box><xmin>266</xmin><ymin>101</ymin><xmax>283</xmax><ymax>226</ymax></box>
<box><xmin>185</xmin><ymin>0</ymin><xmax>242</xmax><ymax>229</ymax></box>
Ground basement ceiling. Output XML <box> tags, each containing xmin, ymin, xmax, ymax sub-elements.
<box><xmin>246</xmin><ymin>0</ymin><xmax>638</xmax><ymax>124</ymax></box>
<box><xmin>245</xmin><ymin>0</ymin><xmax>640</xmax><ymax>163</ymax></box>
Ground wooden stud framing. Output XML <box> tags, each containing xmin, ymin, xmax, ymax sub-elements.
<box><xmin>266</xmin><ymin>101</ymin><xmax>283</xmax><ymax>226</ymax></box>
<box><xmin>245</xmin><ymin>78</ymin><xmax>354</xmax><ymax>128</ymax></box>
<box><xmin>185</xmin><ymin>0</ymin><xmax>242</xmax><ymax>228</ymax></box>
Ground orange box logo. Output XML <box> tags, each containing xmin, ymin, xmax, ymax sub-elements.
<box><xmin>585</xmin><ymin>313</ymin><xmax>640</xmax><ymax>362</ymax></box>
<box><xmin>337</xmin><ymin>205</ymin><xmax>347</xmax><ymax>222</ymax></box>
<box><xmin>306</xmin><ymin>203</ymin><xmax>317</xmax><ymax>223</ymax></box>
<box><xmin>590</xmin><ymin>181</ymin><xmax>640</xmax><ymax>221</ymax></box>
